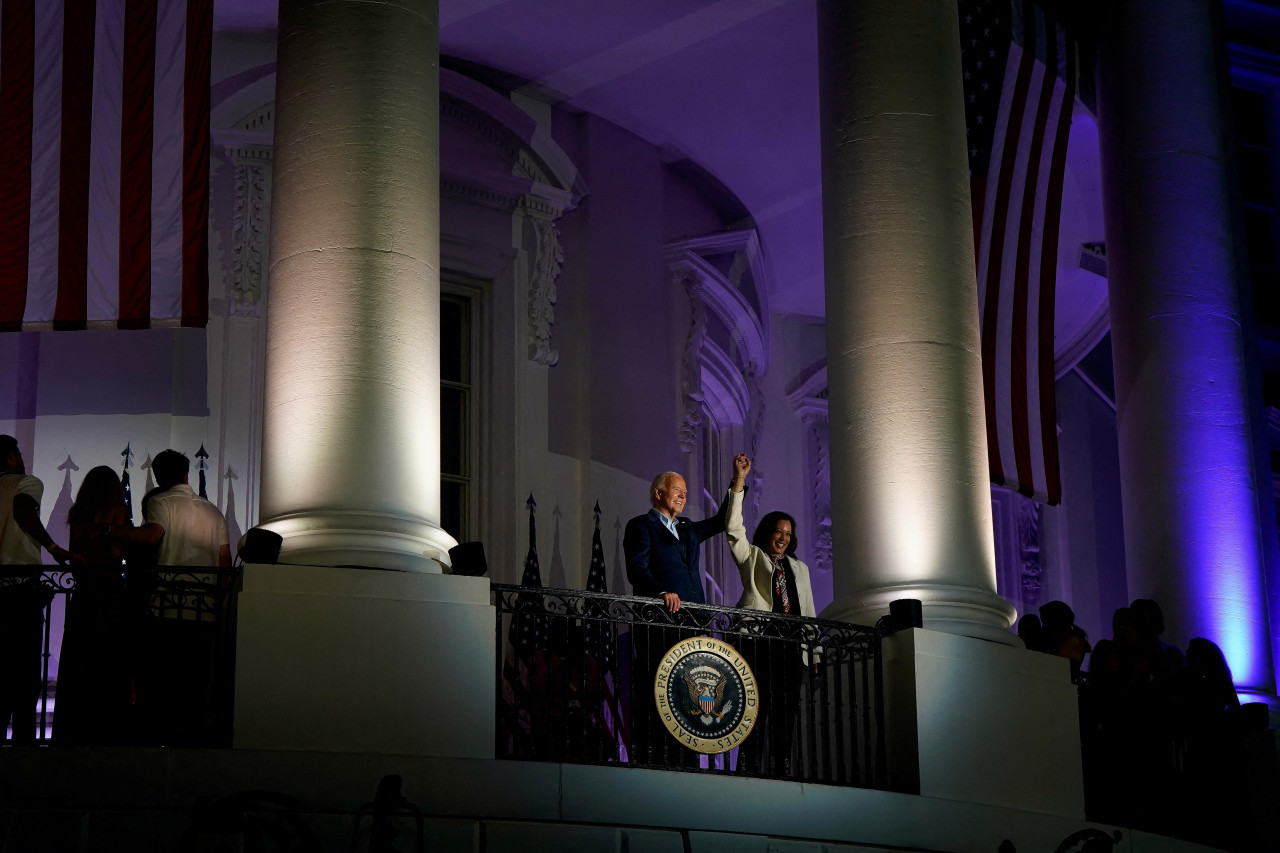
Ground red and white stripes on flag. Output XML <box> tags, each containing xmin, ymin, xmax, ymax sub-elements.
<box><xmin>961</xmin><ymin>0</ymin><xmax>1073</xmax><ymax>505</ymax></box>
<box><xmin>0</xmin><ymin>0</ymin><xmax>211</xmax><ymax>331</ymax></box>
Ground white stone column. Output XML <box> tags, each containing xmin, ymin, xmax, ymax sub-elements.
<box><xmin>817</xmin><ymin>0</ymin><xmax>1015</xmax><ymax>642</ymax></box>
<box><xmin>259</xmin><ymin>0</ymin><xmax>456</xmax><ymax>572</ymax></box>
<box><xmin>1098</xmin><ymin>0</ymin><xmax>1274</xmax><ymax>692</ymax></box>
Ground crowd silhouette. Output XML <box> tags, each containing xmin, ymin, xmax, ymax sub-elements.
<box><xmin>1022</xmin><ymin>597</ymin><xmax>1271</xmax><ymax>850</ymax></box>
<box><xmin>1</xmin><ymin>441</ymin><xmax>233</xmax><ymax>747</ymax></box>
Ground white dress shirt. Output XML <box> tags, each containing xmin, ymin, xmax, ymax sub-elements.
<box><xmin>145</xmin><ymin>484</ymin><xmax>229</xmax><ymax>567</ymax></box>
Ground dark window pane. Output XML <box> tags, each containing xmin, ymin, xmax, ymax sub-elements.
<box><xmin>441</xmin><ymin>386</ymin><xmax>467</xmax><ymax>476</ymax></box>
<box><xmin>441</xmin><ymin>480</ymin><xmax>465</xmax><ymax>541</ymax></box>
<box><xmin>1251</xmin><ymin>265</ymin><xmax>1280</xmax><ymax>328</ymax></box>
<box><xmin>1234</xmin><ymin>87</ymin><xmax>1269</xmax><ymax>147</ymax></box>
<box><xmin>1244</xmin><ymin>208</ymin><xmax>1275</xmax><ymax>265</ymax></box>
<box><xmin>1239</xmin><ymin>146</ymin><xmax>1274</xmax><ymax>206</ymax></box>
<box><xmin>441</xmin><ymin>297</ymin><xmax>463</xmax><ymax>383</ymax></box>
<box><xmin>1264</xmin><ymin>369</ymin><xmax>1280</xmax><ymax>408</ymax></box>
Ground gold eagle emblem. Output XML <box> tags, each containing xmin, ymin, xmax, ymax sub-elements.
<box><xmin>684</xmin><ymin>664</ymin><xmax>729</xmax><ymax>723</ymax></box>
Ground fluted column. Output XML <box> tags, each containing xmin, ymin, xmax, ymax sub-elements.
<box><xmin>817</xmin><ymin>0</ymin><xmax>1014</xmax><ymax>642</ymax></box>
<box><xmin>259</xmin><ymin>0</ymin><xmax>456</xmax><ymax>572</ymax></box>
<box><xmin>1099</xmin><ymin>0</ymin><xmax>1274</xmax><ymax>691</ymax></box>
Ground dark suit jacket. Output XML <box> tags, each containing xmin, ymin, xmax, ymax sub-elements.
<box><xmin>624</xmin><ymin>497</ymin><xmax>729</xmax><ymax>605</ymax></box>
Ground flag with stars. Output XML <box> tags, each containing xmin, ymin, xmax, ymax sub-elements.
<box><xmin>960</xmin><ymin>0</ymin><xmax>1075</xmax><ymax>505</ymax></box>
<box><xmin>583</xmin><ymin>501</ymin><xmax>624</xmax><ymax>759</ymax></box>
<box><xmin>120</xmin><ymin>443</ymin><xmax>134</xmax><ymax>523</ymax></box>
<box><xmin>584</xmin><ymin>503</ymin><xmax>616</xmax><ymax>669</ymax></box>
<box><xmin>501</xmin><ymin>494</ymin><xmax>547</xmax><ymax>753</ymax></box>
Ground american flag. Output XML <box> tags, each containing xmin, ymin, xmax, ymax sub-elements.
<box><xmin>585</xmin><ymin>501</ymin><xmax>616</xmax><ymax>670</ymax></box>
<box><xmin>0</xmin><ymin>0</ymin><xmax>211</xmax><ymax>331</ymax></box>
<box><xmin>584</xmin><ymin>500</ymin><xmax>625</xmax><ymax>755</ymax></box>
<box><xmin>501</xmin><ymin>494</ymin><xmax>547</xmax><ymax>753</ymax></box>
<box><xmin>961</xmin><ymin>0</ymin><xmax>1075</xmax><ymax>505</ymax></box>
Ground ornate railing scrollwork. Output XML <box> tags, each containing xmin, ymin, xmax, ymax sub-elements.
<box><xmin>492</xmin><ymin>584</ymin><xmax>885</xmax><ymax>789</ymax></box>
<box><xmin>0</xmin><ymin>566</ymin><xmax>241</xmax><ymax>747</ymax></box>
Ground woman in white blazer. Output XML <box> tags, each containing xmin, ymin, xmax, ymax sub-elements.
<box><xmin>725</xmin><ymin>453</ymin><xmax>815</xmax><ymax>775</ymax></box>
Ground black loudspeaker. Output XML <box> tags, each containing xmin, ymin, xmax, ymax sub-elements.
<box><xmin>889</xmin><ymin>598</ymin><xmax>924</xmax><ymax>630</ymax></box>
<box><xmin>238</xmin><ymin>527</ymin><xmax>283</xmax><ymax>565</ymax></box>
<box><xmin>449</xmin><ymin>541</ymin><xmax>488</xmax><ymax>577</ymax></box>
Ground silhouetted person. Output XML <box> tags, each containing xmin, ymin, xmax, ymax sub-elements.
<box><xmin>1087</xmin><ymin>608</ymin><xmax>1137</xmax><ymax>698</ymax></box>
<box><xmin>1034</xmin><ymin>600</ymin><xmax>1090</xmax><ymax>676</ymax></box>
<box><xmin>1016</xmin><ymin>613</ymin><xmax>1042</xmax><ymax>652</ymax></box>
<box><xmin>145</xmin><ymin>450</ymin><xmax>230</xmax><ymax>568</ymax></box>
<box><xmin>0</xmin><ymin>435</ymin><xmax>77</xmax><ymax>743</ymax></box>
<box><xmin>1129</xmin><ymin>598</ymin><xmax>1183</xmax><ymax>682</ymax></box>
<box><xmin>56</xmin><ymin>466</ymin><xmax>161</xmax><ymax>744</ymax></box>
<box><xmin>1182</xmin><ymin>637</ymin><xmax>1239</xmax><ymax>728</ymax></box>
<box><xmin>1178</xmin><ymin>638</ymin><xmax>1248</xmax><ymax>849</ymax></box>
<box><xmin>137</xmin><ymin>449</ymin><xmax>231</xmax><ymax>745</ymax></box>
<box><xmin>0</xmin><ymin>436</ymin><xmax>77</xmax><ymax>567</ymax></box>
<box><xmin>1036</xmin><ymin>600</ymin><xmax>1073</xmax><ymax>652</ymax></box>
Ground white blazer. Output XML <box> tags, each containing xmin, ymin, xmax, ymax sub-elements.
<box><xmin>725</xmin><ymin>489</ymin><xmax>816</xmax><ymax>619</ymax></box>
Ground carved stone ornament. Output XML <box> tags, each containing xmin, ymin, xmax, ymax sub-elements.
<box><xmin>677</xmin><ymin>271</ymin><xmax>707</xmax><ymax>453</ymax></box>
<box><xmin>1016</xmin><ymin>496</ymin><xmax>1043</xmax><ymax>606</ymax></box>
<box><xmin>785</xmin><ymin>361</ymin><xmax>832</xmax><ymax>574</ymax></box>
<box><xmin>526</xmin><ymin>210</ymin><xmax>563</xmax><ymax>366</ymax></box>
<box><xmin>809</xmin><ymin>420</ymin><xmax>833</xmax><ymax>575</ymax></box>
<box><xmin>230</xmin><ymin>158</ymin><xmax>269</xmax><ymax>317</ymax></box>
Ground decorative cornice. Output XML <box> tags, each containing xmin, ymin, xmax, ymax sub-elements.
<box><xmin>213</xmin><ymin>128</ymin><xmax>273</xmax><ymax>164</ymax></box>
<box><xmin>666</xmin><ymin>229</ymin><xmax>769</xmax><ymax>320</ymax></box>
<box><xmin>441</xmin><ymin>94</ymin><xmax>523</xmax><ymax>163</ymax></box>
<box><xmin>786</xmin><ymin>360</ymin><xmax>829</xmax><ymax>424</ymax></box>
<box><xmin>666</xmin><ymin>251</ymin><xmax>768</xmax><ymax>376</ymax></box>
<box><xmin>441</xmin><ymin>175</ymin><xmax>521</xmax><ymax>212</ymax></box>
<box><xmin>440</xmin><ymin>69</ymin><xmax>584</xmax><ymax>200</ymax></box>
<box><xmin>699</xmin><ymin>335</ymin><xmax>751</xmax><ymax>427</ymax></box>
<box><xmin>233</xmin><ymin>104</ymin><xmax>274</xmax><ymax>134</ymax></box>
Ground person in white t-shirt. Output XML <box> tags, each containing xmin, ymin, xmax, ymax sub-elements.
<box><xmin>0</xmin><ymin>435</ymin><xmax>77</xmax><ymax>744</ymax></box>
<box><xmin>144</xmin><ymin>450</ymin><xmax>230</xmax><ymax>568</ymax></box>
<box><xmin>0</xmin><ymin>435</ymin><xmax>76</xmax><ymax>567</ymax></box>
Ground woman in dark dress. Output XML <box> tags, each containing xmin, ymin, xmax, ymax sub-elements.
<box><xmin>55</xmin><ymin>466</ymin><xmax>161</xmax><ymax>744</ymax></box>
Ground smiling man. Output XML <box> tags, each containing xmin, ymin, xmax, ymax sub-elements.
<box><xmin>624</xmin><ymin>468</ymin><xmax>734</xmax><ymax>613</ymax></box>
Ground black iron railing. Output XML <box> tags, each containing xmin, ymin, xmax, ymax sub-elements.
<box><xmin>493</xmin><ymin>585</ymin><xmax>885</xmax><ymax>788</ymax></box>
<box><xmin>0</xmin><ymin>565</ymin><xmax>240</xmax><ymax>747</ymax></box>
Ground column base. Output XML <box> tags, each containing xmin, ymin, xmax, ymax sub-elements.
<box><xmin>259</xmin><ymin>510</ymin><xmax>459</xmax><ymax>573</ymax></box>
<box><xmin>821</xmin><ymin>581</ymin><xmax>1018</xmax><ymax>646</ymax></box>
<box><xmin>234</xmin><ymin>564</ymin><xmax>493</xmax><ymax>756</ymax></box>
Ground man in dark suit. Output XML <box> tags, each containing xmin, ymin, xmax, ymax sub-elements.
<box><xmin>623</xmin><ymin>469</ymin><xmax>731</xmax><ymax>766</ymax></box>
<box><xmin>624</xmin><ymin>471</ymin><xmax>727</xmax><ymax>611</ymax></box>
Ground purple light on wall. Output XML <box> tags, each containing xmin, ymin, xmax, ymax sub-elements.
<box><xmin>1098</xmin><ymin>0</ymin><xmax>1277</xmax><ymax>696</ymax></box>
<box><xmin>1156</xmin><ymin>336</ymin><xmax>1271</xmax><ymax>690</ymax></box>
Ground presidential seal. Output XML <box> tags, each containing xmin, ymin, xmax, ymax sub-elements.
<box><xmin>654</xmin><ymin>636</ymin><xmax>758</xmax><ymax>754</ymax></box>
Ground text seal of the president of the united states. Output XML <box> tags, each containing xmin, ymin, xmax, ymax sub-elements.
<box><xmin>654</xmin><ymin>635</ymin><xmax>758</xmax><ymax>754</ymax></box>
